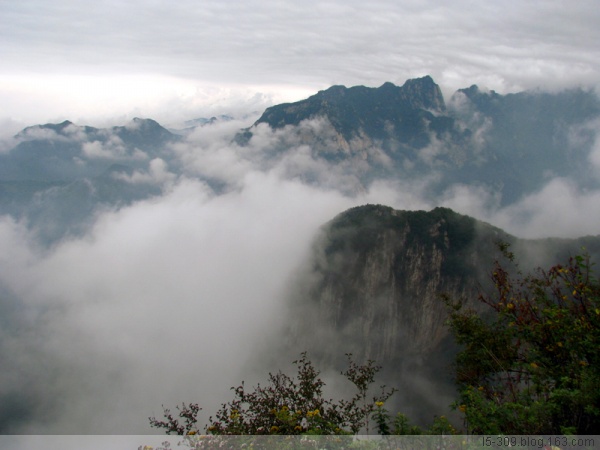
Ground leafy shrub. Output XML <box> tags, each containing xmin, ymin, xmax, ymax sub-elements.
<box><xmin>445</xmin><ymin>248</ymin><xmax>600</xmax><ymax>434</ymax></box>
<box><xmin>150</xmin><ymin>352</ymin><xmax>396</xmax><ymax>435</ymax></box>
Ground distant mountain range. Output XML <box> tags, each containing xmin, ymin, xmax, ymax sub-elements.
<box><xmin>0</xmin><ymin>118</ymin><xmax>179</xmax><ymax>242</ymax></box>
<box><xmin>1</xmin><ymin>75</ymin><xmax>598</xmax><ymax>242</ymax></box>
<box><xmin>1</xmin><ymin>75</ymin><xmax>598</xmax><ymax>243</ymax></box>
<box><xmin>4</xmin><ymin>117</ymin><xmax>178</xmax><ymax>181</ymax></box>
<box><xmin>2</xmin><ymin>77</ymin><xmax>599</xmax><ymax>236</ymax></box>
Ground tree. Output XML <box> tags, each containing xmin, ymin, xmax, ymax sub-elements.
<box><xmin>445</xmin><ymin>248</ymin><xmax>600</xmax><ymax>434</ymax></box>
<box><xmin>150</xmin><ymin>352</ymin><xmax>396</xmax><ymax>435</ymax></box>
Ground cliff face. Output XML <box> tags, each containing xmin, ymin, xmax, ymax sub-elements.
<box><xmin>280</xmin><ymin>204</ymin><xmax>600</xmax><ymax>423</ymax></box>
<box><xmin>288</xmin><ymin>206</ymin><xmax>500</xmax><ymax>363</ymax></box>
<box><xmin>278</xmin><ymin>206</ymin><xmax>500</xmax><ymax>422</ymax></box>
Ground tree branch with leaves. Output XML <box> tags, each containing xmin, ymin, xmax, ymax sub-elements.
<box><xmin>445</xmin><ymin>247</ymin><xmax>600</xmax><ymax>434</ymax></box>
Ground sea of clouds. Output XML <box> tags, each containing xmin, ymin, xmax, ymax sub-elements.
<box><xmin>0</xmin><ymin>113</ymin><xmax>600</xmax><ymax>433</ymax></box>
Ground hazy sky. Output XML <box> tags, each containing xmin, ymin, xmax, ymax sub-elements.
<box><xmin>1</xmin><ymin>0</ymin><xmax>599</xmax><ymax>127</ymax></box>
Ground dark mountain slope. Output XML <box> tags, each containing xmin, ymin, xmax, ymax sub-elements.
<box><xmin>0</xmin><ymin>118</ymin><xmax>180</xmax><ymax>244</ymax></box>
<box><xmin>240</xmin><ymin>76</ymin><xmax>460</xmax><ymax>152</ymax></box>
<box><xmin>450</xmin><ymin>85</ymin><xmax>600</xmax><ymax>202</ymax></box>
<box><xmin>255</xmin><ymin>76</ymin><xmax>447</xmax><ymax>141</ymax></box>
<box><xmin>238</xmin><ymin>77</ymin><xmax>600</xmax><ymax>205</ymax></box>
<box><xmin>2</xmin><ymin>118</ymin><xmax>179</xmax><ymax>182</ymax></box>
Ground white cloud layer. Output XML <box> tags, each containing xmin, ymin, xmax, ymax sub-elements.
<box><xmin>0</xmin><ymin>176</ymin><xmax>354</xmax><ymax>433</ymax></box>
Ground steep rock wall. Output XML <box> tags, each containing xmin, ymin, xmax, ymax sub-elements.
<box><xmin>276</xmin><ymin>205</ymin><xmax>600</xmax><ymax>423</ymax></box>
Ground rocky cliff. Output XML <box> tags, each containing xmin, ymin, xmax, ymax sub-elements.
<box><xmin>236</xmin><ymin>76</ymin><xmax>463</xmax><ymax>160</ymax></box>
<box><xmin>278</xmin><ymin>204</ymin><xmax>600</xmax><ymax>423</ymax></box>
<box><xmin>294</xmin><ymin>206</ymin><xmax>486</xmax><ymax>356</ymax></box>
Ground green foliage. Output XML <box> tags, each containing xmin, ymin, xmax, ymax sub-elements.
<box><xmin>372</xmin><ymin>402</ymin><xmax>391</xmax><ymax>435</ymax></box>
<box><xmin>391</xmin><ymin>413</ymin><xmax>423</xmax><ymax>435</ymax></box>
<box><xmin>148</xmin><ymin>403</ymin><xmax>200</xmax><ymax>435</ymax></box>
<box><xmin>150</xmin><ymin>352</ymin><xmax>395</xmax><ymax>435</ymax></box>
<box><xmin>339</xmin><ymin>354</ymin><xmax>397</xmax><ymax>434</ymax></box>
<box><xmin>446</xmin><ymin>248</ymin><xmax>600</xmax><ymax>434</ymax></box>
<box><xmin>371</xmin><ymin>405</ymin><xmax>460</xmax><ymax>436</ymax></box>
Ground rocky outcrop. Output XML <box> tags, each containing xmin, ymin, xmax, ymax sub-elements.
<box><xmin>279</xmin><ymin>204</ymin><xmax>600</xmax><ymax>424</ymax></box>
<box><xmin>239</xmin><ymin>76</ymin><xmax>460</xmax><ymax>155</ymax></box>
<box><xmin>291</xmin><ymin>207</ymin><xmax>496</xmax><ymax>346</ymax></box>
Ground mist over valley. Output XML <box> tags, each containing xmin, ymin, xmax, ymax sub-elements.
<box><xmin>1</xmin><ymin>77</ymin><xmax>600</xmax><ymax>433</ymax></box>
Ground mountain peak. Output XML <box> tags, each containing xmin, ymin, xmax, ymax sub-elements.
<box><xmin>128</xmin><ymin>117</ymin><xmax>163</xmax><ymax>130</ymax></box>
<box><xmin>113</xmin><ymin>117</ymin><xmax>175</xmax><ymax>139</ymax></box>
<box><xmin>16</xmin><ymin>120</ymin><xmax>77</xmax><ymax>139</ymax></box>
<box><xmin>54</xmin><ymin>120</ymin><xmax>74</xmax><ymax>129</ymax></box>
<box><xmin>247</xmin><ymin>76</ymin><xmax>448</xmax><ymax>145</ymax></box>
<box><xmin>399</xmin><ymin>75</ymin><xmax>445</xmax><ymax>111</ymax></box>
<box><xmin>402</xmin><ymin>75</ymin><xmax>435</xmax><ymax>86</ymax></box>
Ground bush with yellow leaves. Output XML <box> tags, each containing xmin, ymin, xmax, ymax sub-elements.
<box><xmin>150</xmin><ymin>352</ymin><xmax>395</xmax><ymax>435</ymax></box>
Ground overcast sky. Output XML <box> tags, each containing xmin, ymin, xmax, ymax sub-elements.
<box><xmin>1</xmin><ymin>0</ymin><xmax>599</xmax><ymax>128</ymax></box>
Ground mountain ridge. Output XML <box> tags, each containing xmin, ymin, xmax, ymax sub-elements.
<box><xmin>3</xmin><ymin>76</ymin><xmax>600</xmax><ymax>243</ymax></box>
<box><xmin>229</xmin><ymin>76</ymin><xmax>600</xmax><ymax>205</ymax></box>
<box><xmin>239</xmin><ymin>76</ymin><xmax>451</xmax><ymax>148</ymax></box>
